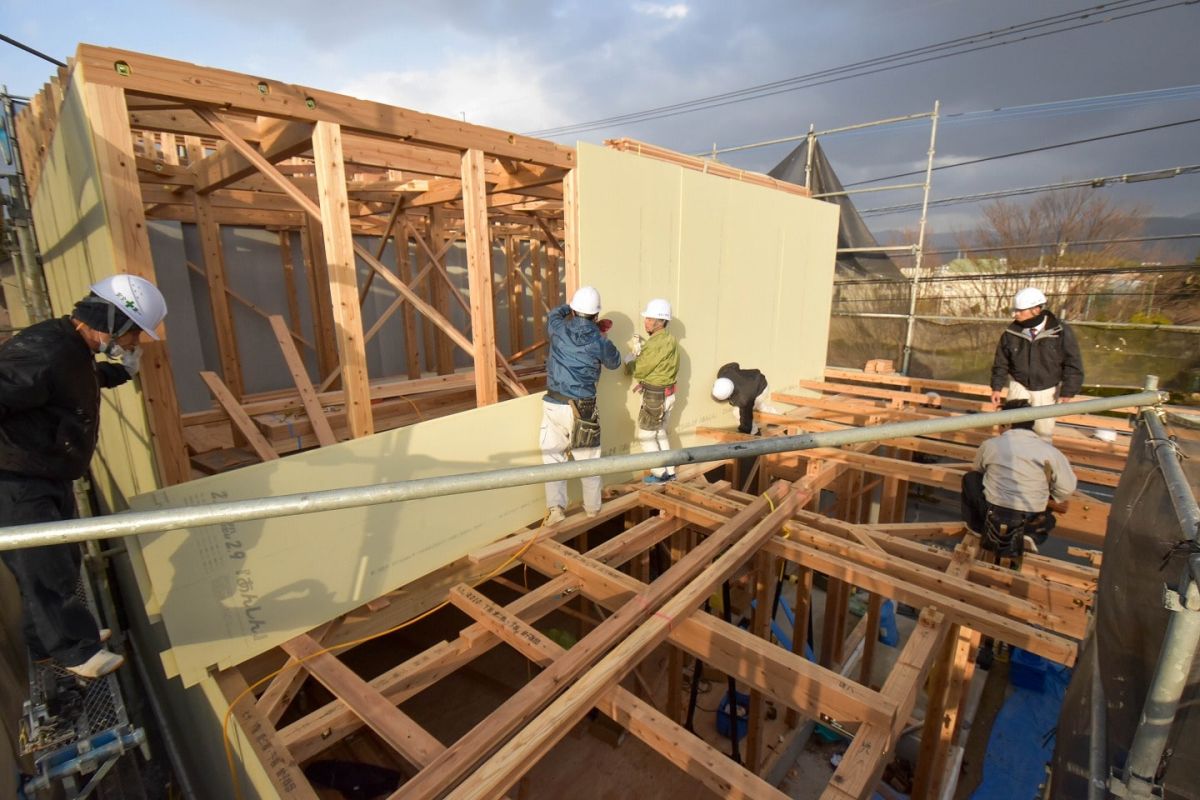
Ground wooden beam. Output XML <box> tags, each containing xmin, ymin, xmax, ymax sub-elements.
<box><xmin>461</xmin><ymin>149</ymin><xmax>499</xmax><ymax>406</ymax></box>
<box><xmin>448</xmin><ymin>583</ymin><xmax>791</xmax><ymax>800</ymax></box>
<box><xmin>301</xmin><ymin>217</ymin><xmax>340</xmax><ymax>380</ymax></box>
<box><xmin>268</xmin><ymin>315</ymin><xmax>337</xmax><ymax>447</ymax></box>
<box><xmin>312</xmin><ymin>120</ymin><xmax>373</xmax><ymax>437</ymax></box>
<box><xmin>78</xmin><ymin>79</ymin><xmax>190</xmax><ymax>485</ymax></box>
<box><xmin>199</xmin><ymin>371</ymin><xmax>278</xmax><ymax>462</ymax></box>
<box><xmin>444</xmin><ymin>490</ymin><xmax>804</xmax><ymax>799</ymax></box>
<box><xmin>79</xmin><ymin>45</ymin><xmax>576</xmax><ymax>168</ymax></box>
<box><xmin>193</xmin><ymin>193</ymin><xmax>245</xmax><ymax>398</ymax></box>
<box><xmin>213</xmin><ymin>668</ymin><xmax>320</xmax><ymax>799</ymax></box>
<box><xmin>393</xmin><ymin>486</ymin><xmax>790</xmax><ymax>799</ymax></box>
<box><xmin>193</xmin><ymin>116</ymin><xmax>314</xmax><ymax>193</ymax></box>
<box><xmin>280</xmin><ymin>634</ymin><xmax>446</xmax><ymax>771</ymax></box>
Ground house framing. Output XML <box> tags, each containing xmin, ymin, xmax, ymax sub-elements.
<box><xmin>13</xmin><ymin>47</ymin><xmax>1125</xmax><ymax>799</ymax></box>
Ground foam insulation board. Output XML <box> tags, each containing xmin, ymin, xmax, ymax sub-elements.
<box><xmin>575</xmin><ymin>142</ymin><xmax>839</xmax><ymax>464</ymax></box>
<box><xmin>131</xmin><ymin>395</ymin><xmax>546</xmax><ymax>686</ymax></box>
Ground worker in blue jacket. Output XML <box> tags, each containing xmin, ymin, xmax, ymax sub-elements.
<box><xmin>540</xmin><ymin>286</ymin><xmax>622</xmax><ymax>525</ymax></box>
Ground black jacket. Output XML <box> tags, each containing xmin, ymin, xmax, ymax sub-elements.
<box><xmin>717</xmin><ymin>362</ymin><xmax>769</xmax><ymax>434</ymax></box>
<box><xmin>989</xmin><ymin>311</ymin><xmax>1084</xmax><ymax>395</ymax></box>
<box><xmin>0</xmin><ymin>317</ymin><xmax>131</xmax><ymax>480</ymax></box>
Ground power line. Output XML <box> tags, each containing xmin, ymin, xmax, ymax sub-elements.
<box><xmin>844</xmin><ymin>116</ymin><xmax>1200</xmax><ymax>187</ymax></box>
<box><xmin>526</xmin><ymin>0</ymin><xmax>1192</xmax><ymax>137</ymax></box>
<box><xmin>0</xmin><ymin>33</ymin><xmax>66</xmax><ymax>68</ymax></box>
<box><xmin>859</xmin><ymin>164</ymin><xmax>1200</xmax><ymax>217</ymax></box>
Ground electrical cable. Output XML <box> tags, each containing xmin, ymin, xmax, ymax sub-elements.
<box><xmin>844</xmin><ymin>116</ymin><xmax>1200</xmax><ymax>187</ymax></box>
<box><xmin>0</xmin><ymin>33</ymin><xmax>66</xmax><ymax>68</ymax></box>
<box><xmin>527</xmin><ymin>0</ymin><xmax>1192</xmax><ymax>137</ymax></box>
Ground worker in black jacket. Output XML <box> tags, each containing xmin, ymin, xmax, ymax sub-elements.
<box><xmin>989</xmin><ymin>287</ymin><xmax>1084</xmax><ymax>440</ymax></box>
<box><xmin>0</xmin><ymin>274</ymin><xmax>168</xmax><ymax>679</ymax></box>
<box><xmin>712</xmin><ymin>362</ymin><xmax>774</xmax><ymax>435</ymax></box>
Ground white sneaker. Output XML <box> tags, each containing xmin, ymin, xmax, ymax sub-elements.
<box><xmin>66</xmin><ymin>649</ymin><xmax>125</xmax><ymax>679</ymax></box>
<box><xmin>585</xmin><ymin>508</ymin><xmax>600</xmax><ymax>519</ymax></box>
<box><xmin>99</xmin><ymin>628</ymin><xmax>111</xmax><ymax>644</ymax></box>
<box><xmin>543</xmin><ymin>506</ymin><xmax>566</xmax><ymax>527</ymax></box>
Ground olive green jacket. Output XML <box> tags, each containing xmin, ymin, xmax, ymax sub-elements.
<box><xmin>631</xmin><ymin>329</ymin><xmax>679</xmax><ymax>388</ymax></box>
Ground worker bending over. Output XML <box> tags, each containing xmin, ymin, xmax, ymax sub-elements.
<box><xmin>0</xmin><ymin>275</ymin><xmax>167</xmax><ymax>679</ymax></box>
<box><xmin>712</xmin><ymin>362</ymin><xmax>775</xmax><ymax>435</ymax></box>
<box><xmin>989</xmin><ymin>287</ymin><xmax>1084</xmax><ymax>440</ymax></box>
<box><xmin>626</xmin><ymin>299</ymin><xmax>680</xmax><ymax>484</ymax></box>
<box><xmin>962</xmin><ymin>400</ymin><xmax>1077</xmax><ymax>562</ymax></box>
<box><xmin>540</xmin><ymin>287</ymin><xmax>622</xmax><ymax>525</ymax></box>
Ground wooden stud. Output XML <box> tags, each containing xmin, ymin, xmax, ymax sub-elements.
<box><xmin>461</xmin><ymin>149</ymin><xmax>499</xmax><ymax>407</ymax></box>
<box><xmin>268</xmin><ymin>315</ymin><xmax>336</xmax><ymax>447</ymax></box>
<box><xmin>277</xmin><ymin>230</ymin><xmax>304</xmax><ymax>339</ymax></box>
<box><xmin>77</xmin><ymin>79</ymin><xmax>190</xmax><ymax>485</ymax></box>
<box><xmin>312</xmin><ymin>120</ymin><xmax>373</xmax><ymax>437</ymax></box>
<box><xmin>562</xmin><ymin>168</ymin><xmax>580</xmax><ymax>298</ymax></box>
<box><xmin>397</xmin><ymin>236</ymin><xmax>423</xmax><ymax>379</ymax></box>
<box><xmin>199</xmin><ymin>371</ymin><xmax>278</xmax><ymax>462</ymax></box>
<box><xmin>193</xmin><ymin>193</ymin><xmax>245</xmax><ymax>398</ymax></box>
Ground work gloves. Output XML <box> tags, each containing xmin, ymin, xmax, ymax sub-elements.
<box><xmin>597</xmin><ymin>318</ymin><xmax>613</xmax><ymax>336</ymax></box>
<box><xmin>118</xmin><ymin>346</ymin><xmax>142</xmax><ymax>377</ymax></box>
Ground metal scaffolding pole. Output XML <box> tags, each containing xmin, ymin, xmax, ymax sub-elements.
<box><xmin>0</xmin><ymin>386</ymin><xmax>1162</xmax><ymax>552</ymax></box>
<box><xmin>901</xmin><ymin>100</ymin><xmax>939</xmax><ymax>375</ymax></box>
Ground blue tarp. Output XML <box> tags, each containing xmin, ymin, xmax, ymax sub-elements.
<box><xmin>971</xmin><ymin>660</ymin><xmax>1072</xmax><ymax>799</ymax></box>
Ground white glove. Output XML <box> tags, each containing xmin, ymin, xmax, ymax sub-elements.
<box><xmin>626</xmin><ymin>335</ymin><xmax>643</xmax><ymax>357</ymax></box>
<box><xmin>623</xmin><ymin>351</ymin><xmax>637</xmax><ymax>365</ymax></box>
<box><xmin>120</xmin><ymin>346</ymin><xmax>142</xmax><ymax>377</ymax></box>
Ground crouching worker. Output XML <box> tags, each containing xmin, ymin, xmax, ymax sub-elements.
<box><xmin>0</xmin><ymin>274</ymin><xmax>167</xmax><ymax>679</ymax></box>
<box><xmin>712</xmin><ymin>362</ymin><xmax>774</xmax><ymax>435</ymax></box>
<box><xmin>961</xmin><ymin>399</ymin><xmax>1077</xmax><ymax>564</ymax></box>
<box><xmin>626</xmin><ymin>299</ymin><xmax>679</xmax><ymax>484</ymax></box>
<box><xmin>540</xmin><ymin>287</ymin><xmax>622</xmax><ymax>525</ymax></box>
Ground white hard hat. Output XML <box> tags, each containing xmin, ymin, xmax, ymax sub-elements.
<box><xmin>90</xmin><ymin>274</ymin><xmax>168</xmax><ymax>339</ymax></box>
<box><xmin>641</xmin><ymin>298</ymin><xmax>672</xmax><ymax>321</ymax></box>
<box><xmin>712</xmin><ymin>377</ymin><xmax>735</xmax><ymax>401</ymax></box>
<box><xmin>569</xmin><ymin>286</ymin><xmax>601</xmax><ymax>316</ymax></box>
<box><xmin>1013</xmin><ymin>287</ymin><xmax>1047</xmax><ymax>312</ymax></box>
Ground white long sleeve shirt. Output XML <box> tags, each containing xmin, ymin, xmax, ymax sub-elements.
<box><xmin>973</xmin><ymin>428</ymin><xmax>1077</xmax><ymax>512</ymax></box>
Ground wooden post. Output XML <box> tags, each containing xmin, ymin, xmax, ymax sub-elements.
<box><xmin>77</xmin><ymin>79</ymin><xmax>189</xmax><ymax>485</ymax></box>
<box><xmin>278</xmin><ymin>230</ymin><xmax>304</xmax><ymax>339</ymax></box>
<box><xmin>746</xmin><ymin>549</ymin><xmax>772</xmax><ymax>772</ymax></box>
<box><xmin>396</xmin><ymin>234</ymin><xmax>423</xmax><ymax>379</ymax></box>
<box><xmin>785</xmin><ymin>566</ymin><xmax>814</xmax><ymax>727</ymax></box>
<box><xmin>312</xmin><ymin>121</ymin><xmax>373</xmax><ymax>437</ymax></box>
<box><xmin>505</xmin><ymin>236</ymin><xmax>523</xmax><ymax>355</ymax></box>
<box><xmin>860</xmin><ymin>593</ymin><xmax>883</xmax><ymax>687</ymax></box>
<box><xmin>461</xmin><ymin>149</ymin><xmax>499</xmax><ymax>406</ymax></box>
<box><xmin>530</xmin><ymin>238</ymin><xmax>546</xmax><ymax>363</ymax></box>
<box><xmin>562</xmin><ymin>168</ymin><xmax>580</xmax><ymax>297</ymax></box>
<box><xmin>428</xmin><ymin>207</ymin><xmax>455</xmax><ymax>375</ymax></box>
<box><xmin>193</xmin><ymin>193</ymin><xmax>244</xmax><ymax>398</ymax></box>
<box><xmin>300</xmin><ymin>218</ymin><xmax>339</xmax><ymax>382</ymax></box>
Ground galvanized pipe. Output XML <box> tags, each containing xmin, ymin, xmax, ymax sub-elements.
<box><xmin>1118</xmin><ymin>409</ymin><xmax>1200</xmax><ymax>797</ymax></box>
<box><xmin>0</xmin><ymin>389</ymin><xmax>1160</xmax><ymax>552</ymax></box>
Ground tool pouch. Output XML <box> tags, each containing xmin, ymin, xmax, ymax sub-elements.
<box><xmin>570</xmin><ymin>398</ymin><xmax>601</xmax><ymax>450</ymax></box>
<box><xmin>637</xmin><ymin>385</ymin><xmax>667</xmax><ymax>430</ymax></box>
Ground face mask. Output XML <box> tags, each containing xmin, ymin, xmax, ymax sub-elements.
<box><xmin>100</xmin><ymin>338</ymin><xmax>128</xmax><ymax>360</ymax></box>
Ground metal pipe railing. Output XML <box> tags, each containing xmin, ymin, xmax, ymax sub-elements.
<box><xmin>1117</xmin><ymin>409</ymin><xmax>1200</xmax><ymax>797</ymax></box>
<box><xmin>0</xmin><ymin>388</ymin><xmax>1162</xmax><ymax>552</ymax></box>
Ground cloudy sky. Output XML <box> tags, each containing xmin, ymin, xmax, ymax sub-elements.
<box><xmin>3</xmin><ymin>0</ymin><xmax>1198</xmax><ymax>239</ymax></box>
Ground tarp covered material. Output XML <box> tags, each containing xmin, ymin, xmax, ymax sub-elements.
<box><xmin>768</xmin><ymin>139</ymin><xmax>904</xmax><ymax>280</ymax></box>
<box><xmin>1049</xmin><ymin>418</ymin><xmax>1200</xmax><ymax>799</ymax></box>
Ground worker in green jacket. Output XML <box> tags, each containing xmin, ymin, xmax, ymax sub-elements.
<box><xmin>626</xmin><ymin>298</ymin><xmax>680</xmax><ymax>483</ymax></box>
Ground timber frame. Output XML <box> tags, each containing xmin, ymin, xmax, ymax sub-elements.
<box><xmin>16</xmin><ymin>45</ymin><xmax>588</xmax><ymax>485</ymax></box>
<box><xmin>15</xmin><ymin>46</ymin><xmax>1129</xmax><ymax>799</ymax></box>
<box><xmin>204</xmin><ymin>369</ymin><xmax>1121</xmax><ymax>800</ymax></box>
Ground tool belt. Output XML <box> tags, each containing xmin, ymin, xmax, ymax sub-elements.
<box><xmin>982</xmin><ymin>505</ymin><xmax>1056</xmax><ymax>557</ymax></box>
<box><xmin>637</xmin><ymin>384</ymin><xmax>669</xmax><ymax>430</ymax></box>
<box><xmin>568</xmin><ymin>396</ymin><xmax>601</xmax><ymax>450</ymax></box>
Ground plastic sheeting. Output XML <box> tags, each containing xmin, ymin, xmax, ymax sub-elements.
<box><xmin>1049</xmin><ymin>418</ymin><xmax>1200</xmax><ymax>799</ymax></box>
<box><xmin>769</xmin><ymin>139</ymin><xmax>903</xmax><ymax>280</ymax></box>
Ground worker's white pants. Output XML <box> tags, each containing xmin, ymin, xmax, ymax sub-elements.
<box><xmin>540</xmin><ymin>400</ymin><xmax>602</xmax><ymax>513</ymax></box>
<box><xmin>1006</xmin><ymin>381</ymin><xmax>1059</xmax><ymax>440</ymax></box>
<box><xmin>730</xmin><ymin>385</ymin><xmax>779</xmax><ymax>435</ymax></box>
<box><xmin>636</xmin><ymin>393</ymin><xmax>676</xmax><ymax>478</ymax></box>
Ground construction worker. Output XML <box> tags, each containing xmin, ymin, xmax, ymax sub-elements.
<box><xmin>989</xmin><ymin>287</ymin><xmax>1084</xmax><ymax>439</ymax></box>
<box><xmin>626</xmin><ymin>298</ymin><xmax>680</xmax><ymax>483</ymax></box>
<box><xmin>961</xmin><ymin>400</ymin><xmax>1077</xmax><ymax>562</ymax></box>
<box><xmin>540</xmin><ymin>286</ymin><xmax>622</xmax><ymax>525</ymax></box>
<box><xmin>0</xmin><ymin>274</ymin><xmax>168</xmax><ymax>679</ymax></box>
<box><xmin>712</xmin><ymin>362</ymin><xmax>775</xmax><ymax>435</ymax></box>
